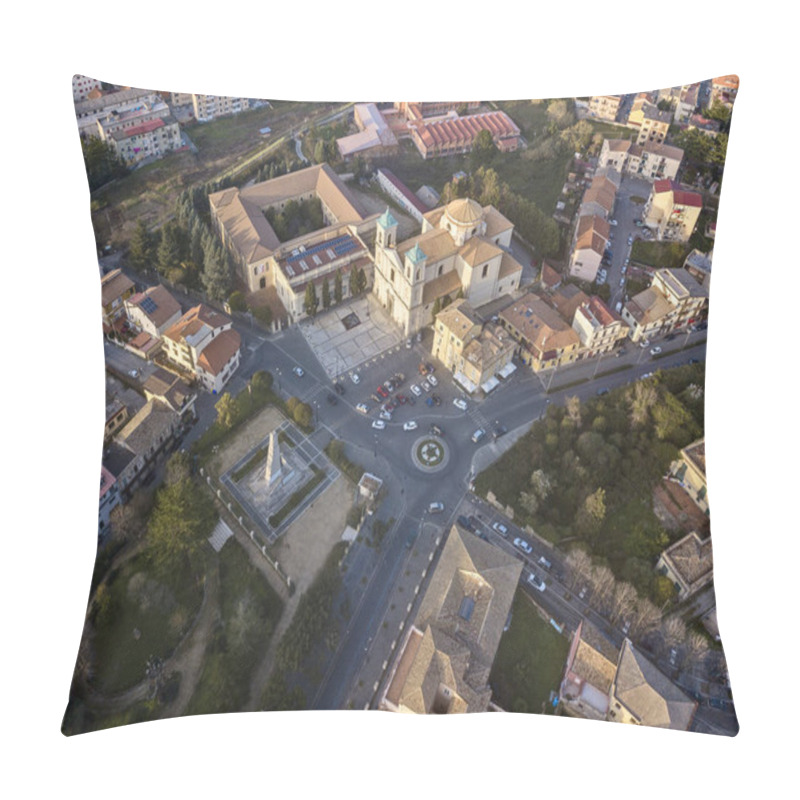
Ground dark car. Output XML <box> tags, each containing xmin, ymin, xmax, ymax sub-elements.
<box><xmin>426</xmin><ymin>396</ymin><xmax>435</xmax><ymax>407</ymax></box>
<box><xmin>395</xmin><ymin>393</ymin><xmax>407</xmax><ymax>404</ymax></box>
<box><xmin>596</xmin><ymin>387</ymin><xmax>610</xmax><ymax>396</ymax></box>
<box><xmin>688</xmin><ymin>357</ymin><xmax>700</xmax><ymax>365</ymax></box>
<box><xmin>457</xmin><ymin>515</ymin><xmax>473</xmax><ymax>531</ymax></box>
<box><xmin>334</xmin><ymin>383</ymin><xmax>345</xmax><ymax>396</ymax></box>
<box><xmin>468</xmin><ymin>515</ymin><xmax>479</xmax><ymax>529</ymax></box>
<box><xmin>432</xmin><ymin>394</ymin><xmax>442</xmax><ymax>406</ymax></box>
<box><xmin>493</xmin><ymin>425</ymin><xmax>508</xmax><ymax>440</ymax></box>
<box><xmin>665</xmin><ymin>333</ymin><xmax>677</xmax><ymax>341</ymax></box>
<box><xmin>326</xmin><ymin>393</ymin><xmax>338</xmax><ymax>406</ymax></box>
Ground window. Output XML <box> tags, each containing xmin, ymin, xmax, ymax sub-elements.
<box><xmin>438</xmin><ymin>265</ymin><xmax>443</xmax><ymax>277</ymax></box>
<box><xmin>482</xmin><ymin>264</ymin><xmax>489</xmax><ymax>278</ymax></box>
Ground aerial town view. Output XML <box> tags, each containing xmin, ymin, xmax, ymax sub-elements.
<box><xmin>63</xmin><ymin>76</ymin><xmax>738</xmax><ymax>735</ymax></box>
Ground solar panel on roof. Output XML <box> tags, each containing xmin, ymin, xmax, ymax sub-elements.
<box><xmin>140</xmin><ymin>296</ymin><xmax>158</xmax><ymax>314</ymax></box>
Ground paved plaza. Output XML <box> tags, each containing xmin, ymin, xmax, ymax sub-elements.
<box><xmin>298</xmin><ymin>295</ymin><xmax>404</xmax><ymax>379</ymax></box>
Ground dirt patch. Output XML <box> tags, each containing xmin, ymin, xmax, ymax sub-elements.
<box><xmin>210</xmin><ymin>405</ymin><xmax>285</xmax><ymax>476</ymax></box>
<box><xmin>272</xmin><ymin>474</ymin><xmax>354</xmax><ymax>595</ymax></box>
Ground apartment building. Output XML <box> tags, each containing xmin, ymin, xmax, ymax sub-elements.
<box><xmin>598</xmin><ymin>139</ymin><xmax>684</xmax><ymax>182</ymax></box>
<box><xmin>572</xmin><ymin>296</ymin><xmax>628</xmax><ymax>355</ymax></box>
<box><xmin>192</xmin><ymin>94</ymin><xmax>254</xmax><ymax>122</ymax></box>
<box><xmin>73</xmin><ymin>74</ymin><xmax>102</xmax><ymax>102</ymax></box>
<box><xmin>643</xmin><ymin>180</ymin><xmax>702</xmax><ymax>242</ymax></box>
<box><xmin>588</xmin><ymin>95</ymin><xmax>623</xmax><ymax>121</ymax></box>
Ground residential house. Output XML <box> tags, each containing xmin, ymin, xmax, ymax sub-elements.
<box><xmin>102</xmin><ymin>440</ymin><xmax>142</xmax><ymax>502</ymax></box>
<box><xmin>668</xmin><ymin>438</ymin><xmax>709</xmax><ymax>515</ymax></box>
<box><xmin>588</xmin><ymin>95</ymin><xmax>623</xmax><ymax>121</ymax></box>
<box><xmin>104</xmin><ymin>396</ymin><xmax>129</xmax><ymax>442</ymax></box>
<box><xmin>684</xmin><ymin>248</ymin><xmax>712</xmax><ymax>287</ymax></box>
<box><xmin>548</xmin><ymin>284</ymin><xmax>590</xmax><ymax>324</ymax></box>
<box><xmin>143</xmin><ymin>367</ymin><xmax>197</xmax><ymax>421</ymax></box>
<box><xmin>101</xmin><ymin>269</ymin><xmax>135</xmax><ymax>332</ymax></box>
<box><xmin>578</xmin><ymin>171</ymin><xmax>619</xmax><ymax>220</ymax></box>
<box><xmin>373</xmin><ymin>198</ymin><xmax>522</xmax><ymax>336</ymax></box>
<box><xmin>98</xmin><ymin>465</ymin><xmax>120</xmax><ymax>538</ymax></box>
<box><xmin>499</xmin><ymin>293</ymin><xmax>581</xmax><ymax>371</ymax></box>
<box><xmin>621</xmin><ymin>268</ymin><xmax>708</xmax><ymax>342</ymax></box>
<box><xmin>569</xmin><ymin>215</ymin><xmax>609</xmax><ymax>282</ymax></box>
<box><xmin>711</xmin><ymin>75</ymin><xmax>739</xmax><ymax>107</ymax></box>
<box><xmin>687</xmin><ymin>114</ymin><xmax>721</xmax><ymax>138</ymax></box>
<box><xmin>656</xmin><ymin>531</ymin><xmax>713</xmax><ymax>600</ymax></box>
<box><xmin>572</xmin><ymin>295</ymin><xmax>628</xmax><ymax>356</ymax></box>
<box><xmin>432</xmin><ymin>299</ymin><xmax>514</xmax><ymax>394</ymax></box>
<box><xmin>124</xmin><ymin>284</ymin><xmax>182</xmax><ymax>339</ymax></box>
<box><xmin>628</xmin><ymin>93</ymin><xmax>671</xmax><ymax>145</ymax></box>
<box><xmin>379</xmin><ymin>526</ymin><xmax>522</xmax><ymax>713</ymax></box>
<box><xmin>598</xmin><ymin>139</ymin><xmax>683</xmax><ymax>182</ymax></box>
<box><xmin>116</xmin><ymin>398</ymin><xmax>181</xmax><ymax>475</ymax></box>
<box><xmin>643</xmin><ymin>180</ymin><xmax>702</xmax><ymax>242</ymax></box>
<box><xmin>191</xmin><ymin>94</ymin><xmax>254</xmax><ymax>122</ymax></box>
<box><xmin>162</xmin><ymin>304</ymin><xmax>241</xmax><ymax>392</ymax></box>
<box><xmin>608</xmin><ymin>639</ymin><xmax>697</xmax><ymax>730</ymax></box>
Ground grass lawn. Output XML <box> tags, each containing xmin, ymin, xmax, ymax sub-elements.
<box><xmin>490</xmin><ymin>591</ymin><xmax>569</xmax><ymax>715</ymax></box>
<box><xmin>631</xmin><ymin>240</ymin><xmax>690</xmax><ymax>270</ymax></box>
<box><xmin>186</xmin><ymin>540</ymin><xmax>283</xmax><ymax>716</ymax></box>
<box><xmin>92</xmin><ymin>551</ymin><xmax>204</xmax><ymax>695</ymax></box>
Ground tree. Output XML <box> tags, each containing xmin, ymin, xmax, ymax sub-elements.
<box><xmin>630</xmin><ymin>597</ymin><xmax>661</xmax><ymax>636</ymax></box>
<box><xmin>157</xmin><ymin>222</ymin><xmax>183</xmax><ymax>276</ymax></box>
<box><xmin>164</xmin><ymin>452</ymin><xmax>192</xmax><ymax>486</ymax></box>
<box><xmin>349</xmin><ymin>268</ymin><xmax>358</xmax><ymax>298</ymax></box>
<box><xmin>519</xmin><ymin>492</ymin><xmax>539</xmax><ymax>516</ymax></box>
<box><xmin>215</xmin><ymin>392</ymin><xmax>238</xmax><ymax>429</ymax></box>
<box><xmin>108</xmin><ymin>491</ymin><xmax>154</xmax><ymax>543</ymax></box>
<box><xmin>354</xmin><ymin>267</ymin><xmax>367</xmax><ymax>294</ymax></box>
<box><xmin>588</xmin><ymin>565</ymin><xmax>616</xmax><ymax>611</ymax></box>
<box><xmin>293</xmin><ymin>402</ymin><xmax>313</xmax><ymax>428</ymax></box>
<box><xmin>628</xmin><ymin>380</ymin><xmax>658</xmax><ymax>427</ymax></box>
<box><xmin>565</xmin><ymin>547</ymin><xmax>593</xmax><ymax>590</ymax></box>
<box><xmin>251</xmin><ymin>370</ymin><xmax>273</xmax><ymax>399</ymax></box>
<box><xmin>303</xmin><ymin>281</ymin><xmax>319</xmax><ymax>317</ymax></box>
<box><xmin>577</xmin><ymin>487</ymin><xmax>606</xmax><ymax>535</ymax></box>
<box><xmin>228</xmin><ymin>291</ymin><xmax>247</xmax><ymax>312</ymax></box>
<box><xmin>81</xmin><ymin>136</ymin><xmax>128</xmax><ymax>191</ymax></box>
<box><xmin>202</xmin><ymin>244</ymin><xmax>231</xmax><ymax>302</ymax></box>
<box><xmin>129</xmin><ymin>220</ymin><xmax>154</xmax><ymax>270</ymax></box>
<box><xmin>653</xmin><ymin>574</ymin><xmax>678</xmax><ymax>607</ymax></box>
<box><xmin>470</xmin><ymin>129</ymin><xmax>496</xmax><ymax>170</ymax></box>
<box><xmin>685</xmin><ymin>631</ymin><xmax>711</xmax><ymax>664</ymax></box>
<box><xmin>322</xmin><ymin>279</ymin><xmax>331</xmax><ymax>310</ymax></box>
<box><xmin>610</xmin><ymin>581</ymin><xmax>638</xmax><ymax>624</ymax></box>
<box><xmin>565</xmin><ymin>396</ymin><xmax>582</xmax><ymax>428</ymax></box>
<box><xmin>334</xmin><ymin>269</ymin><xmax>343</xmax><ymax>304</ymax></box>
<box><xmin>662</xmin><ymin>616</ymin><xmax>687</xmax><ymax>648</ymax></box>
<box><xmin>431</xmin><ymin>297</ymin><xmax>442</xmax><ymax>322</ymax></box>
<box><xmin>147</xmin><ymin>478</ymin><xmax>216</xmax><ymax>573</ymax></box>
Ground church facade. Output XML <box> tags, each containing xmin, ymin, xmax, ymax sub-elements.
<box><xmin>371</xmin><ymin>198</ymin><xmax>523</xmax><ymax>336</ymax></box>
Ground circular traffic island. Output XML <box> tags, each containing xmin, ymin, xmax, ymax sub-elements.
<box><xmin>411</xmin><ymin>436</ymin><xmax>450</xmax><ymax>473</ymax></box>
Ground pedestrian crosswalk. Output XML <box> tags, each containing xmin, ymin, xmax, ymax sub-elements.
<box><xmin>467</xmin><ymin>406</ymin><xmax>491</xmax><ymax>431</ymax></box>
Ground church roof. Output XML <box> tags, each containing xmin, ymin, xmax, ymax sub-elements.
<box><xmin>446</xmin><ymin>197</ymin><xmax>483</xmax><ymax>225</ymax></box>
<box><xmin>408</xmin><ymin>242</ymin><xmax>426</xmax><ymax>263</ymax></box>
<box><xmin>377</xmin><ymin>207</ymin><xmax>398</xmax><ymax>229</ymax></box>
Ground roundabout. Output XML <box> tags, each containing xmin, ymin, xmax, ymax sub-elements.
<box><xmin>410</xmin><ymin>436</ymin><xmax>450</xmax><ymax>473</ymax></box>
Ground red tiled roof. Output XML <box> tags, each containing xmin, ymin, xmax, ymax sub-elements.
<box><xmin>672</xmin><ymin>190</ymin><xmax>702</xmax><ymax>208</ymax></box>
<box><xmin>119</xmin><ymin>117</ymin><xmax>165</xmax><ymax>138</ymax></box>
<box><xmin>197</xmin><ymin>329</ymin><xmax>241</xmax><ymax>376</ymax></box>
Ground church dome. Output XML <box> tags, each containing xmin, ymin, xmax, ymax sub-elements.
<box><xmin>445</xmin><ymin>197</ymin><xmax>483</xmax><ymax>226</ymax></box>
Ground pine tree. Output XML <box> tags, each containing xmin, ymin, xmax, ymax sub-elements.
<box><xmin>202</xmin><ymin>244</ymin><xmax>230</xmax><ymax>301</ymax></box>
<box><xmin>129</xmin><ymin>220</ymin><xmax>153</xmax><ymax>270</ymax></box>
<box><xmin>431</xmin><ymin>297</ymin><xmax>442</xmax><ymax>322</ymax></box>
<box><xmin>334</xmin><ymin>269</ymin><xmax>343</xmax><ymax>304</ymax></box>
<box><xmin>304</xmin><ymin>281</ymin><xmax>319</xmax><ymax>317</ymax></box>
<box><xmin>157</xmin><ymin>222</ymin><xmax>182</xmax><ymax>276</ymax></box>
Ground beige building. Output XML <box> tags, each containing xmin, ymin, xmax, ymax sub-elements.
<box><xmin>643</xmin><ymin>180</ymin><xmax>702</xmax><ymax>242</ymax></box>
<box><xmin>570</xmin><ymin>215</ymin><xmax>609</xmax><ymax>282</ymax></box>
<box><xmin>162</xmin><ymin>304</ymin><xmax>241</xmax><ymax>392</ymax></box>
<box><xmin>579</xmin><ymin>172</ymin><xmax>619</xmax><ymax>220</ymax></box>
<box><xmin>499</xmin><ymin>292</ymin><xmax>580</xmax><ymax>371</ymax></box>
<box><xmin>124</xmin><ymin>285</ymin><xmax>182</xmax><ymax>338</ymax></box>
<box><xmin>711</xmin><ymin>75</ymin><xmax>739</xmax><ymax>107</ymax></box>
<box><xmin>668</xmin><ymin>438</ymin><xmax>709</xmax><ymax>515</ymax></box>
<box><xmin>656</xmin><ymin>531</ymin><xmax>713</xmax><ymax>600</ymax></box>
<box><xmin>588</xmin><ymin>95</ymin><xmax>623</xmax><ymax>121</ymax></box>
<box><xmin>73</xmin><ymin>74</ymin><xmax>102</xmax><ymax>102</ymax></box>
<box><xmin>373</xmin><ymin>198</ymin><xmax>522</xmax><ymax>336</ymax></box>
<box><xmin>622</xmin><ymin>268</ymin><xmax>708</xmax><ymax>342</ymax></box>
<box><xmin>103</xmin><ymin>113</ymin><xmax>182</xmax><ymax>165</ymax></box>
<box><xmin>572</xmin><ymin>296</ymin><xmax>629</xmax><ymax>355</ymax></box>
<box><xmin>627</xmin><ymin>94</ymin><xmax>672</xmax><ymax>145</ymax></box>
<box><xmin>336</xmin><ymin>103</ymin><xmax>398</xmax><ymax>159</ymax></box>
<box><xmin>608</xmin><ymin>640</ymin><xmax>697</xmax><ymax>729</ymax></box>
<box><xmin>209</xmin><ymin>163</ymin><xmax>376</xmax><ymax>314</ymax></box>
<box><xmin>379</xmin><ymin>526</ymin><xmax>522</xmax><ymax>714</ymax></box>
<box><xmin>191</xmin><ymin>94</ymin><xmax>254</xmax><ymax>122</ymax></box>
<box><xmin>598</xmin><ymin>139</ymin><xmax>684</xmax><ymax>182</ymax></box>
<box><xmin>432</xmin><ymin>299</ymin><xmax>515</xmax><ymax>394</ymax></box>
<box><xmin>74</xmin><ymin>86</ymin><xmax>162</xmax><ymax>140</ymax></box>
<box><xmin>117</xmin><ymin>398</ymin><xmax>181</xmax><ymax>467</ymax></box>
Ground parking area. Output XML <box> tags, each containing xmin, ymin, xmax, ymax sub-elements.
<box><xmin>298</xmin><ymin>295</ymin><xmax>404</xmax><ymax>380</ymax></box>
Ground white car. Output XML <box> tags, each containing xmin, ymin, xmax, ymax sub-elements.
<box><xmin>453</xmin><ymin>398</ymin><xmax>468</xmax><ymax>411</ymax></box>
<box><xmin>379</xmin><ymin>410</ymin><xmax>392</xmax><ymax>421</ymax></box>
<box><xmin>293</xmin><ymin>366</ymin><xmax>304</xmax><ymax>377</ymax></box>
<box><xmin>428</xmin><ymin>501</ymin><xmax>444</xmax><ymax>514</ymax></box>
<box><xmin>492</xmin><ymin>522</ymin><xmax>508</xmax><ymax>537</ymax></box>
<box><xmin>128</xmin><ymin>369</ymin><xmax>139</xmax><ymax>378</ymax></box>
<box><xmin>356</xmin><ymin>403</ymin><xmax>368</xmax><ymax>414</ymax></box>
<box><xmin>403</xmin><ymin>420</ymin><xmax>418</xmax><ymax>431</ymax></box>
<box><xmin>527</xmin><ymin>573</ymin><xmax>546</xmax><ymax>592</ymax></box>
<box><xmin>619</xmin><ymin>277</ymin><xmax>625</xmax><ymax>287</ymax></box>
<box><xmin>405</xmin><ymin>339</ymin><xmax>412</xmax><ymax>349</ymax></box>
<box><xmin>622</xmin><ymin>620</ymin><xmax>631</xmax><ymax>635</ymax></box>
<box><xmin>421</xmin><ymin>380</ymin><xmax>431</xmax><ymax>392</ymax></box>
<box><xmin>410</xmin><ymin>384</ymin><xmax>422</xmax><ymax>397</ymax></box>
<box><xmin>650</xmin><ymin>346</ymin><xmax>662</xmax><ymax>355</ymax></box>
<box><xmin>372</xmin><ymin>419</ymin><xmax>386</xmax><ymax>430</ymax></box>
<box><xmin>609</xmin><ymin>219</ymin><xmax>618</xmax><ymax>226</ymax></box>
<box><xmin>350</xmin><ymin>372</ymin><xmax>360</xmax><ymax>384</ymax></box>
<box><xmin>428</xmin><ymin>374</ymin><xmax>438</xmax><ymax>387</ymax></box>
<box><xmin>513</xmin><ymin>537</ymin><xmax>533</xmax><ymax>555</ymax></box>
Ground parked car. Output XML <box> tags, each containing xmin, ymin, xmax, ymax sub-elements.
<box><xmin>640</xmin><ymin>372</ymin><xmax>654</xmax><ymax>380</ymax></box>
<box><xmin>619</xmin><ymin>277</ymin><xmax>625</xmax><ymax>287</ymax></box>
<box><xmin>395</xmin><ymin>393</ymin><xmax>407</xmax><ymax>405</ymax></box>
<box><xmin>405</xmin><ymin>338</ymin><xmax>412</xmax><ymax>349</ymax></box>
<box><xmin>292</xmin><ymin>366</ymin><xmax>304</xmax><ymax>377</ymax></box>
<box><xmin>350</xmin><ymin>372</ymin><xmax>360</xmax><ymax>384</ymax></box>
<box><xmin>429</xmin><ymin>424</ymin><xmax>444</xmax><ymax>437</ymax></box>
<box><xmin>639</xmin><ymin>339</ymin><xmax>651</xmax><ymax>348</ymax></box>
<box><xmin>471</xmin><ymin>428</ymin><xmax>486</xmax><ymax>443</ymax></box>
<box><xmin>326</xmin><ymin>393</ymin><xmax>338</xmax><ymax>405</ymax></box>
<box><xmin>538</xmin><ymin>555</ymin><xmax>552</xmax><ymax>571</ymax></box>
<box><xmin>334</xmin><ymin>382</ymin><xmax>345</xmax><ymax>395</ymax></box>
<box><xmin>492</xmin><ymin>521</ymin><xmax>509</xmax><ymax>537</ymax></box>
<box><xmin>609</xmin><ymin>219</ymin><xmax>618</xmax><ymax>226</ymax></box>
<box><xmin>410</xmin><ymin>384</ymin><xmax>422</xmax><ymax>397</ymax></box>
<box><xmin>492</xmin><ymin>425</ymin><xmax>508</xmax><ymax>440</ymax></box>
<box><xmin>622</xmin><ymin>620</ymin><xmax>631</xmax><ymax>635</ymax></box>
<box><xmin>453</xmin><ymin>398</ymin><xmax>468</xmax><ymax>410</ymax></box>
<box><xmin>669</xmin><ymin>647</ymin><xmax>678</xmax><ymax>666</ymax></box>
<box><xmin>688</xmin><ymin>358</ymin><xmax>699</xmax><ymax>365</ymax></box>
<box><xmin>431</xmin><ymin>394</ymin><xmax>442</xmax><ymax>406</ymax></box>
<box><xmin>527</xmin><ymin>573</ymin><xmax>546</xmax><ymax>592</ymax></box>
<box><xmin>403</xmin><ymin>420</ymin><xmax>418</xmax><ymax>431</ymax></box>
<box><xmin>428</xmin><ymin>501</ymin><xmax>444</xmax><ymax>514</ymax></box>
<box><xmin>379</xmin><ymin>410</ymin><xmax>392</xmax><ymax>421</ymax></box>
<box><xmin>128</xmin><ymin>369</ymin><xmax>139</xmax><ymax>378</ymax></box>
<box><xmin>376</xmin><ymin>385</ymin><xmax>389</xmax><ymax>398</ymax></box>
<box><xmin>578</xmin><ymin>585</ymin><xmax>588</xmax><ymax>600</ymax></box>
<box><xmin>421</xmin><ymin>380</ymin><xmax>431</xmax><ymax>392</ymax></box>
<box><xmin>372</xmin><ymin>419</ymin><xmax>386</xmax><ymax>430</ymax></box>
<box><xmin>457</xmin><ymin>515</ymin><xmax>473</xmax><ymax>530</ymax></box>
<box><xmin>428</xmin><ymin>374</ymin><xmax>438</xmax><ymax>386</ymax></box>
<box><xmin>370</xmin><ymin>393</ymin><xmax>381</xmax><ymax>404</ymax></box>
<box><xmin>650</xmin><ymin>346</ymin><xmax>662</xmax><ymax>355</ymax></box>
<box><xmin>596</xmin><ymin>387</ymin><xmax>610</xmax><ymax>396</ymax></box>
<box><xmin>356</xmin><ymin>403</ymin><xmax>368</xmax><ymax>414</ymax></box>
<box><xmin>513</xmin><ymin>537</ymin><xmax>533</xmax><ymax>555</ymax></box>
